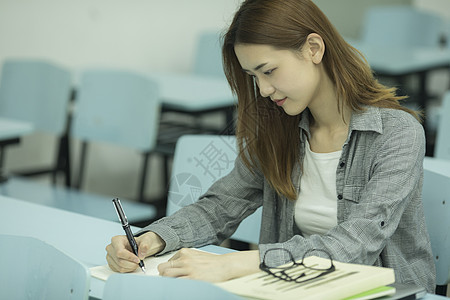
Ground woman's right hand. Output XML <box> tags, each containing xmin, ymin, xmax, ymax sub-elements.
<box><xmin>105</xmin><ymin>231</ymin><xmax>166</xmax><ymax>273</ymax></box>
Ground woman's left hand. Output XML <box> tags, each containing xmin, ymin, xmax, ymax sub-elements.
<box><xmin>157</xmin><ymin>248</ymin><xmax>260</xmax><ymax>282</ymax></box>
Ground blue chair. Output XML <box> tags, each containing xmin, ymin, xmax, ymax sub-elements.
<box><xmin>433</xmin><ymin>90</ymin><xmax>450</xmax><ymax>158</ymax></box>
<box><xmin>422</xmin><ymin>157</ymin><xmax>450</xmax><ymax>295</ymax></box>
<box><xmin>0</xmin><ymin>67</ymin><xmax>156</xmax><ymax>223</ymax></box>
<box><xmin>72</xmin><ymin>69</ymin><xmax>181</xmax><ymax>216</ymax></box>
<box><xmin>0</xmin><ymin>59</ymin><xmax>72</xmax><ymax>185</ymax></box>
<box><xmin>360</xmin><ymin>5</ymin><xmax>443</xmax><ymax>47</ymax></box>
<box><xmin>103</xmin><ymin>273</ymin><xmax>243</xmax><ymax>300</ymax></box>
<box><xmin>0</xmin><ymin>234</ymin><xmax>90</xmax><ymax>300</ymax></box>
<box><xmin>434</xmin><ymin>91</ymin><xmax>450</xmax><ymax>160</ymax></box>
<box><xmin>167</xmin><ymin>135</ymin><xmax>262</xmax><ymax>245</ymax></box>
<box><xmin>192</xmin><ymin>30</ymin><xmax>225</xmax><ymax>78</ymax></box>
<box><xmin>71</xmin><ymin>69</ymin><xmax>173</xmax><ymax>219</ymax></box>
<box><xmin>447</xmin><ymin>21</ymin><xmax>450</xmax><ymax>48</ymax></box>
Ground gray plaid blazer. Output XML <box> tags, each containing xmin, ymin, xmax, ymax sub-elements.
<box><xmin>138</xmin><ymin>105</ymin><xmax>436</xmax><ymax>293</ymax></box>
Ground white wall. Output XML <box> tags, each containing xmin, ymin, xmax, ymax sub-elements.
<box><xmin>414</xmin><ymin>0</ymin><xmax>450</xmax><ymax>20</ymax></box>
<box><xmin>0</xmin><ymin>0</ymin><xmax>240</xmax><ymax>74</ymax></box>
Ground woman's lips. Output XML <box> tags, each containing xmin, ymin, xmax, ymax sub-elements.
<box><xmin>274</xmin><ymin>97</ymin><xmax>287</xmax><ymax>106</ymax></box>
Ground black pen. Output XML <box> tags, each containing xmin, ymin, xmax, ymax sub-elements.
<box><xmin>112</xmin><ymin>198</ymin><xmax>146</xmax><ymax>273</ymax></box>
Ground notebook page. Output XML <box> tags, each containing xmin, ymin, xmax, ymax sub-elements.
<box><xmin>90</xmin><ymin>251</ymin><xmax>176</xmax><ymax>281</ymax></box>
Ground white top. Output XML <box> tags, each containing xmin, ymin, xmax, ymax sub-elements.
<box><xmin>295</xmin><ymin>139</ymin><xmax>341</xmax><ymax>238</ymax></box>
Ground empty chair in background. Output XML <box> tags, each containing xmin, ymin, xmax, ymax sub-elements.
<box><xmin>0</xmin><ymin>234</ymin><xmax>90</xmax><ymax>300</ymax></box>
<box><xmin>72</xmin><ymin>69</ymin><xmax>173</xmax><ymax>219</ymax></box>
<box><xmin>166</xmin><ymin>134</ymin><xmax>262</xmax><ymax>247</ymax></box>
<box><xmin>360</xmin><ymin>5</ymin><xmax>443</xmax><ymax>47</ymax></box>
<box><xmin>0</xmin><ymin>59</ymin><xmax>73</xmax><ymax>185</ymax></box>
<box><xmin>422</xmin><ymin>157</ymin><xmax>450</xmax><ymax>295</ymax></box>
<box><xmin>192</xmin><ymin>30</ymin><xmax>225</xmax><ymax>78</ymax></box>
<box><xmin>434</xmin><ymin>91</ymin><xmax>450</xmax><ymax>160</ymax></box>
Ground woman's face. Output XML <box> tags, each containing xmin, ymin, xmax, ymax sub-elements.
<box><xmin>234</xmin><ymin>43</ymin><xmax>324</xmax><ymax>116</ymax></box>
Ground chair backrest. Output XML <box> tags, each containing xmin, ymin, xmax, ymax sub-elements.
<box><xmin>0</xmin><ymin>234</ymin><xmax>90</xmax><ymax>300</ymax></box>
<box><xmin>103</xmin><ymin>273</ymin><xmax>242</xmax><ymax>300</ymax></box>
<box><xmin>447</xmin><ymin>21</ymin><xmax>450</xmax><ymax>48</ymax></box>
<box><xmin>360</xmin><ymin>5</ymin><xmax>443</xmax><ymax>47</ymax></box>
<box><xmin>0</xmin><ymin>59</ymin><xmax>72</xmax><ymax>135</ymax></box>
<box><xmin>192</xmin><ymin>31</ymin><xmax>225</xmax><ymax>78</ymax></box>
<box><xmin>434</xmin><ymin>91</ymin><xmax>450</xmax><ymax>160</ymax></box>
<box><xmin>72</xmin><ymin>69</ymin><xmax>160</xmax><ymax>152</ymax></box>
<box><xmin>422</xmin><ymin>157</ymin><xmax>450</xmax><ymax>286</ymax></box>
<box><xmin>167</xmin><ymin>135</ymin><xmax>262</xmax><ymax>245</ymax></box>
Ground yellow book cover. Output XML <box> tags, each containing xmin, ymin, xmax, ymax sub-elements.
<box><xmin>216</xmin><ymin>256</ymin><xmax>395</xmax><ymax>300</ymax></box>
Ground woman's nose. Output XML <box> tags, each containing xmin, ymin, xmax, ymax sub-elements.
<box><xmin>257</xmin><ymin>78</ymin><xmax>275</xmax><ymax>98</ymax></box>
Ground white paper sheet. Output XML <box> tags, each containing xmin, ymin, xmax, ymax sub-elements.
<box><xmin>90</xmin><ymin>251</ymin><xmax>176</xmax><ymax>281</ymax></box>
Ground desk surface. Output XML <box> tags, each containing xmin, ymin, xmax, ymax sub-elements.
<box><xmin>0</xmin><ymin>117</ymin><xmax>33</xmax><ymax>141</ymax></box>
<box><xmin>0</xmin><ymin>195</ymin><xmax>233</xmax><ymax>299</ymax></box>
<box><xmin>0</xmin><ymin>176</ymin><xmax>156</xmax><ymax>223</ymax></box>
<box><xmin>149</xmin><ymin>73</ymin><xmax>236</xmax><ymax>111</ymax></box>
<box><xmin>348</xmin><ymin>40</ymin><xmax>450</xmax><ymax>76</ymax></box>
<box><xmin>148</xmin><ymin>72</ymin><xmax>236</xmax><ymax>111</ymax></box>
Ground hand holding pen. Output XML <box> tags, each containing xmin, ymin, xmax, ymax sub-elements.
<box><xmin>112</xmin><ymin>198</ymin><xmax>146</xmax><ymax>273</ymax></box>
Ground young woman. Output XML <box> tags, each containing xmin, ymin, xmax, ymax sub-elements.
<box><xmin>106</xmin><ymin>0</ymin><xmax>435</xmax><ymax>292</ymax></box>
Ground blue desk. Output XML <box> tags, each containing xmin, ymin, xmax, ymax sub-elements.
<box><xmin>348</xmin><ymin>40</ymin><xmax>450</xmax><ymax>137</ymax></box>
<box><xmin>0</xmin><ymin>117</ymin><xmax>33</xmax><ymax>142</ymax></box>
<box><xmin>149</xmin><ymin>72</ymin><xmax>235</xmax><ymax>112</ymax></box>
<box><xmin>349</xmin><ymin>43</ymin><xmax>450</xmax><ymax>76</ymax></box>
<box><xmin>0</xmin><ymin>195</ymin><xmax>233</xmax><ymax>299</ymax></box>
<box><xmin>0</xmin><ymin>176</ymin><xmax>156</xmax><ymax>223</ymax></box>
<box><xmin>148</xmin><ymin>72</ymin><xmax>236</xmax><ymax>129</ymax></box>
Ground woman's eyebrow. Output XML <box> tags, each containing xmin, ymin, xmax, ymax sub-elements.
<box><xmin>242</xmin><ymin>62</ymin><xmax>268</xmax><ymax>73</ymax></box>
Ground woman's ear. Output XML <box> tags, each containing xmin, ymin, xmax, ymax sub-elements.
<box><xmin>305</xmin><ymin>33</ymin><xmax>325</xmax><ymax>64</ymax></box>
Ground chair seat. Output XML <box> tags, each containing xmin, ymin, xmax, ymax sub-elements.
<box><xmin>0</xmin><ymin>176</ymin><xmax>156</xmax><ymax>223</ymax></box>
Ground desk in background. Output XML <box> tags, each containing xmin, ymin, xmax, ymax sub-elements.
<box><xmin>350</xmin><ymin>42</ymin><xmax>450</xmax><ymax>109</ymax></box>
<box><xmin>0</xmin><ymin>176</ymin><xmax>156</xmax><ymax>224</ymax></box>
<box><xmin>0</xmin><ymin>117</ymin><xmax>34</xmax><ymax>142</ymax></box>
<box><xmin>348</xmin><ymin>40</ymin><xmax>450</xmax><ymax>156</ymax></box>
<box><xmin>148</xmin><ymin>72</ymin><xmax>236</xmax><ymax>135</ymax></box>
<box><xmin>149</xmin><ymin>73</ymin><xmax>235</xmax><ymax>115</ymax></box>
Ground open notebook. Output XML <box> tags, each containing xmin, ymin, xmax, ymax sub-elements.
<box><xmin>90</xmin><ymin>251</ymin><xmax>176</xmax><ymax>281</ymax></box>
<box><xmin>216</xmin><ymin>256</ymin><xmax>395</xmax><ymax>300</ymax></box>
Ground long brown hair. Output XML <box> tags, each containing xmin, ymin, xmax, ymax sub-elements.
<box><xmin>222</xmin><ymin>0</ymin><xmax>420</xmax><ymax>200</ymax></box>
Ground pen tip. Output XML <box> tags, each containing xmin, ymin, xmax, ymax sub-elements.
<box><xmin>141</xmin><ymin>266</ymin><xmax>146</xmax><ymax>273</ymax></box>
